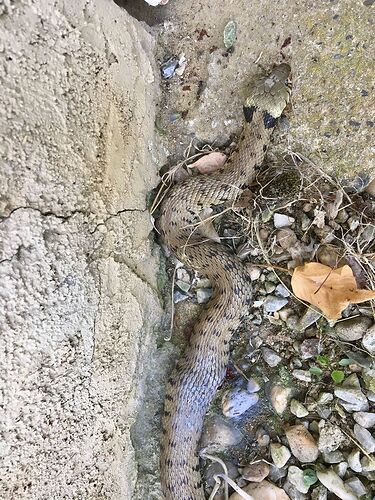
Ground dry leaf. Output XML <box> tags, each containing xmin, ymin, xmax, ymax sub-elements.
<box><xmin>291</xmin><ymin>262</ymin><xmax>375</xmax><ymax>320</ymax></box>
<box><xmin>189</xmin><ymin>152</ymin><xmax>227</xmax><ymax>174</ymax></box>
<box><xmin>198</xmin><ymin>207</ymin><xmax>221</xmax><ymax>242</ymax></box>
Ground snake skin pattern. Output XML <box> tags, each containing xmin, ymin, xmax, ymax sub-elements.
<box><xmin>158</xmin><ymin>64</ymin><xmax>291</xmax><ymax>500</ymax></box>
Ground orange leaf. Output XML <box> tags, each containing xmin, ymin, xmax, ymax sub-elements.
<box><xmin>291</xmin><ymin>262</ymin><xmax>375</xmax><ymax>320</ymax></box>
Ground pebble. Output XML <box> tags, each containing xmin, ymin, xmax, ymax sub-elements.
<box><xmin>362</xmin><ymin>324</ymin><xmax>375</xmax><ymax>354</ymax></box>
<box><xmin>311</xmin><ymin>485</ymin><xmax>328</xmax><ymax>500</ymax></box>
<box><xmin>282</xmin><ymin>480</ymin><xmax>308</xmax><ymax>500</ymax></box>
<box><xmin>196</xmin><ymin>288</ymin><xmax>212</xmax><ymax>303</ymax></box>
<box><xmin>195</xmin><ymin>277</ymin><xmax>211</xmax><ymax>288</ymax></box>
<box><xmin>160</xmin><ymin>57</ymin><xmax>179</xmax><ymax>79</ymax></box>
<box><xmin>344</xmin><ymin>477</ymin><xmax>367</xmax><ymax>497</ymax></box>
<box><xmin>263</xmin><ymin>296</ymin><xmax>289</xmax><ymax>313</ymax></box>
<box><xmin>262</xmin><ymin>347</ymin><xmax>282</xmax><ymax>367</ymax></box>
<box><xmin>342</xmin><ymin>373</ymin><xmax>361</xmax><ymax>389</ymax></box>
<box><xmin>334</xmin><ymin>316</ymin><xmax>373</xmax><ymax>341</ymax></box>
<box><xmin>285</xmin><ymin>425</ymin><xmax>319</xmax><ymax>462</ymax></box>
<box><xmin>264</xmin><ymin>281</ymin><xmax>276</xmax><ymax>294</ymax></box>
<box><xmin>242</xmin><ymin>461</ymin><xmax>270</xmax><ymax>482</ymax></box>
<box><xmin>205</xmin><ymin>460</ymin><xmax>238</xmax><ymax>487</ymax></box>
<box><xmin>268</xmin><ymin>464</ymin><xmax>287</xmax><ymax>482</ymax></box>
<box><xmin>247</xmin><ymin>378</ymin><xmax>261</xmax><ymax>393</ymax></box>
<box><xmin>316</xmin><ymin>468</ymin><xmax>357</xmax><ymax>500</ymax></box>
<box><xmin>361</xmin><ymin>455</ymin><xmax>375</xmax><ymax>472</ymax></box>
<box><xmin>290</xmin><ymin>399</ymin><xmax>309</xmax><ymax>418</ymax></box>
<box><xmin>222</xmin><ymin>388</ymin><xmax>259</xmax><ymax>418</ymax></box>
<box><xmin>333</xmin><ymin>461</ymin><xmax>348</xmax><ymax>478</ymax></box>
<box><xmin>296</xmin><ymin>308</ymin><xmax>321</xmax><ymax>331</ymax></box>
<box><xmin>256</xmin><ymin>427</ymin><xmax>270</xmax><ymax>447</ymax></box>
<box><xmin>248</xmin><ymin>265</ymin><xmax>262</xmax><ymax>281</ymax></box>
<box><xmin>362</xmin><ymin>368</ymin><xmax>375</xmax><ymax>392</ymax></box>
<box><xmin>318</xmin><ymin>422</ymin><xmax>346</xmax><ymax>453</ymax></box>
<box><xmin>275</xmin><ymin>283</ymin><xmax>290</xmax><ymax>297</ymax></box>
<box><xmin>322</xmin><ymin>450</ymin><xmax>344</xmax><ymax>463</ymax></box>
<box><xmin>270</xmin><ymin>443</ymin><xmax>291</xmax><ymax>468</ymax></box>
<box><xmin>287</xmin><ymin>466</ymin><xmax>309</xmax><ymax>494</ymax></box>
<box><xmin>229</xmin><ymin>480</ymin><xmax>290</xmax><ymax>500</ymax></box>
<box><xmin>174</xmin><ymin>290</ymin><xmax>188</xmax><ymax>303</ymax></box>
<box><xmin>269</xmin><ymin>385</ymin><xmax>292</xmax><ymax>414</ymax></box>
<box><xmin>176</xmin><ymin>279</ymin><xmax>190</xmax><ymax>293</ymax></box>
<box><xmin>317</xmin><ymin>392</ymin><xmax>334</xmax><ymax>405</ymax></box>
<box><xmin>334</xmin><ymin>387</ymin><xmax>369</xmax><ymax>412</ymax></box>
<box><xmin>200</xmin><ymin>415</ymin><xmax>243</xmax><ymax>450</ymax></box>
<box><xmin>300</xmin><ymin>338</ymin><xmax>322</xmax><ymax>359</ymax></box>
<box><xmin>353</xmin><ymin>411</ymin><xmax>375</xmax><ymax>428</ymax></box>
<box><xmin>292</xmin><ymin>369</ymin><xmax>312</xmax><ymax>382</ymax></box>
<box><xmin>274</xmin><ymin>213</ymin><xmax>295</xmax><ymax>228</ymax></box>
<box><xmin>353</xmin><ymin>423</ymin><xmax>375</xmax><ymax>453</ymax></box>
<box><xmin>347</xmin><ymin>449</ymin><xmax>362</xmax><ymax>472</ymax></box>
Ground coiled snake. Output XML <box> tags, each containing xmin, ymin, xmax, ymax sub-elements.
<box><xmin>158</xmin><ymin>64</ymin><xmax>291</xmax><ymax>499</ymax></box>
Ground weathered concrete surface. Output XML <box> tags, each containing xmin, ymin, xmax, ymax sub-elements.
<box><xmin>0</xmin><ymin>1</ymin><xmax>163</xmax><ymax>498</ymax></box>
<box><xmin>155</xmin><ymin>0</ymin><xmax>374</xmax><ymax>182</ymax></box>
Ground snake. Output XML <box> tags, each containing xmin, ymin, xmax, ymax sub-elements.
<box><xmin>158</xmin><ymin>64</ymin><xmax>291</xmax><ymax>500</ymax></box>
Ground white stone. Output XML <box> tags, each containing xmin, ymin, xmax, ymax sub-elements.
<box><xmin>362</xmin><ymin>324</ymin><xmax>375</xmax><ymax>354</ymax></box>
<box><xmin>353</xmin><ymin>424</ymin><xmax>375</xmax><ymax>453</ymax></box>
<box><xmin>285</xmin><ymin>424</ymin><xmax>319</xmax><ymax>462</ymax></box>
<box><xmin>290</xmin><ymin>399</ymin><xmax>309</xmax><ymax>418</ymax></box>
<box><xmin>274</xmin><ymin>213</ymin><xmax>295</xmax><ymax>228</ymax></box>
<box><xmin>353</xmin><ymin>411</ymin><xmax>375</xmax><ymax>428</ymax></box>
<box><xmin>287</xmin><ymin>466</ymin><xmax>309</xmax><ymax>494</ymax></box>
<box><xmin>347</xmin><ymin>449</ymin><xmax>362</xmax><ymax>472</ymax></box>
<box><xmin>222</xmin><ymin>388</ymin><xmax>259</xmax><ymax>418</ymax></box>
<box><xmin>270</xmin><ymin>443</ymin><xmax>291</xmax><ymax>468</ymax></box>
<box><xmin>316</xmin><ymin>468</ymin><xmax>357</xmax><ymax>500</ymax></box>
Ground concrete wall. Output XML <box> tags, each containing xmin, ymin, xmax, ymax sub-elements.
<box><xmin>0</xmin><ymin>1</ymin><xmax>163</xmax><ymax>498</ymax></box>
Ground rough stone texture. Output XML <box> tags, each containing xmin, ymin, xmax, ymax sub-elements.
<box><xmin>153</xmin><ymin>0</ymin><xmax>374</xmax><ymax>182</ymax></box>
<box><xmin>0</xmin><ymin>1</ymin><xmax>163</xmax><ymax>499</ymax></box>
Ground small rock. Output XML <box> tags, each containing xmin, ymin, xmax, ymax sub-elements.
<box><xmin>288</xmin><ymin>466</ymin><xmax>309</xmax><ymax>494</ymax></box>
<box><xmin>277</xmin><ymin>228</ymin><xmax>298</xmax><ymax>249</ymax></box>
<box><xmin>200</xmin><ymin>415</ymin><xmax>243</xmax><ymax>450</ymax></box>
<box><xmin>362</xmin><ymin>368</ymin><xmax>375</xmax><ymax>392</ymax></box>
<box><xmin>342</xmin><ymin>373</ymin><xmax>361</xmax><ymax>389</ymax></box>
<box><xmin>229</xmin><ymin>480</ymin><xmax>290</xmax><ymax>500</ymax></box>
<box><xmin>256</xmin><ymin>427</ymin><xmax>270</xmax><ymax>447</ymax></box>
<box><xmin>242</xmin><ymin>461</ymin><xmax>270</xmax><ymax>482</ymax></box>
<box><xmin>322</xmin><ymin>450</ymin><xmax>344</xmax><ymax>463</ymax></box>
<box><xmin>347</xmin><ymin>449</ymin><xmax>362</xmax><ymax>472</ymax></box>
<box><xmin>275</xmin><ymin>283</ymin><xmax>290</xmax><ymax>297</ymax></box>
<box><xmin>262</xmin><ymin>347</ymin><xmax>282</xmax><ymax>367</ymax></box>
<box><xmin>296</xmin><ymin>308</ymin><xmax>321</xmax><ymax>331</ymax></box>
<box><xmin>292</xmin><ymin>369</ymin><xmax>312</xmax><ymax>382</ymax></box>
<box><xmin>334</xmin><ymin>316</ymin><xmax>372</xmax><ymax>341</ymax></box>
<box><xmin>316</xmin><ymin>468</ymin><xmax>357</xmax><ymax>500</ymax></box>
<box><xmin>264</xmin><ymin>281</ymin><xmax>276</xmax><ymax>293</ymax></box>
<box><xmin>353</xmin><ymin>423</ymin><xmax>375</xmax><ymax>453</ymax></box>
<box><xmin>333</xmin><ymin>461</ymin><xmax>348</xmax><ymax>478</ymax></box>
<box><xmin>282</xmin><ymin>479</ymin><xmax>308</xmax><ymax>500</ymax></box>
<box><xmin>317</xmin><ymin>392</ymin><xmax>334</xmax><ymax>405</ymax></box>
<box><xmin>318</xmin><ymin>422</ymin><xmax>346</xmax><ymax>453</ymax></box>
<box><xmin>247</xmin><ymin>378</ymin><xmax>261</xmax><ymax>393</ymax></box>
<box><xmin>270</xmin><ymin>385</ymin><xmax>292</xmax><ymax>414</ymax></box>
<box><xmin>174</xmin><ymin>290</ymin><xmax>188</xmax><ymax>303</ymax></box>
<box><xmin>195</xmin><ymin>277</ymin><xmax>211</xmax><ymax>288</ymax></box>
<box><xmin>311</xmin><ymin>485</ymin><xmax>328</xmax><ymax>500</ymax></box>
<box><xmin>344</xmin><ymin>477</ymin><xmax>367</xmax><ymax>497</ymax></box>
<box><xmin>274</xmin><ymin>213</ymin><xmax>295</xmax><ymax>228</ymax></box>
<box><xmin>222</xmin><ymin>388</ymin><xmax>259</xmax><ymax>418</ymax></box>
<box><xmin>196</xmin><ymin>287</ymin><xmax>212</xmax><ymax>303</ymax></box>
<box><xmin>300</xmin><ymin>338</ymin><xmax>322</xmax><ymax>359</ymax></box>
<box><xmin>285</xmin><ymin>425</ymin><xmax>319</xmax><ymax>462</ymax></box>
<box><xmin>268</xmin><ymin>464</ymin><xmax>287</xmax><ymax>482</ymax></box>
<box><xmin>263</xmin><ymin>296</ymin><xmax>289</xmax><ymax>313</ymax></box>
<box><xmin>334</xmin><ymin>387</ymin><xmax>369</xmax><ymax>412</ymax></box>
<box><xmin>362</xmin><ymin>324</ymin><xmax>375</xmax><ymax>354</ymax></box>
<box><xmin>248</xmin><ymin>265</ymin><xmax>262</xmax><ymax>281</ymax></box>
<box><xmin>270</xmin><ymin>443</ymin><xmax>291</xmax><ymax>468</ymax></box>
<box><xmin>353</xmin><ymin>411</ymin><xmax>375</xmax><ymax>428</ymax></box>
<box><xmin>361</xmin><ymin>455</ymin><xmax>375</xmax><ymax>472</ymax></box>
<box><xmin>160</xmin><ymin>57</ymin><xmax>179</xmax><ymax>79</ymax></box>
<box><xmin>205</xmin><ymin>460</ymin><xmax>238</xmax><ymax>487</ymax></box>
<box><xmin>290</xmin><ymin>399</ymin><xmax>309</xmax><ymax>418</ymax></box>
<box><xmin>176</xmin><ymin>279</ymin><xmax>190</xmax><ymax>293</ymax></box>
<box><xmin>176</xmin><ymin>268</ymin><xmax>190</xmax><ymax>282</ymax></box>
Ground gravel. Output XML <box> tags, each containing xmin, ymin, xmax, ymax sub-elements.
<box><xmin>270</xmin><ymin>443</ymin><xmax>291</xmax><ymax>468</ymax></box>
<box><xmin>353</xmin><ymin>423</ymin><xmax>375</xmax><ymax>453</ymax></box>
<box><xmin>262</xmin><ymin>347</ymin><xmax>282</xmax><ymax>367</ymax></box>
<box><xmin>222</xmin><ymin>387</ymin><xmax>259</xmax><ymax>418</ymax></box>
<box><xmin>263</xmin><ymin>295</ymin><xmax>289</xmax><ymax>313</ymax></box>
<box><xmin>334</xmin><ymin>316</ymin><xmax>373</xmax><ymax>341</ymax></box>
<box><xmin>285</xmin><ymin>424</ymin><xmax>319</xmax><ymax>462</ymax></box>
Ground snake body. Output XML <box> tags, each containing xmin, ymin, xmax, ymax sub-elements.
<box><xmin>158</xmin><ymin>64</ymin><xmax>291</xmax><ymax>499</ymax></box>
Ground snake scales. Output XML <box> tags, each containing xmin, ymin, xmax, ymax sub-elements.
<box><xmin>158</xmin><ymin>64</ymin><xmax>291</xmax><ymax>499</ymax></box>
